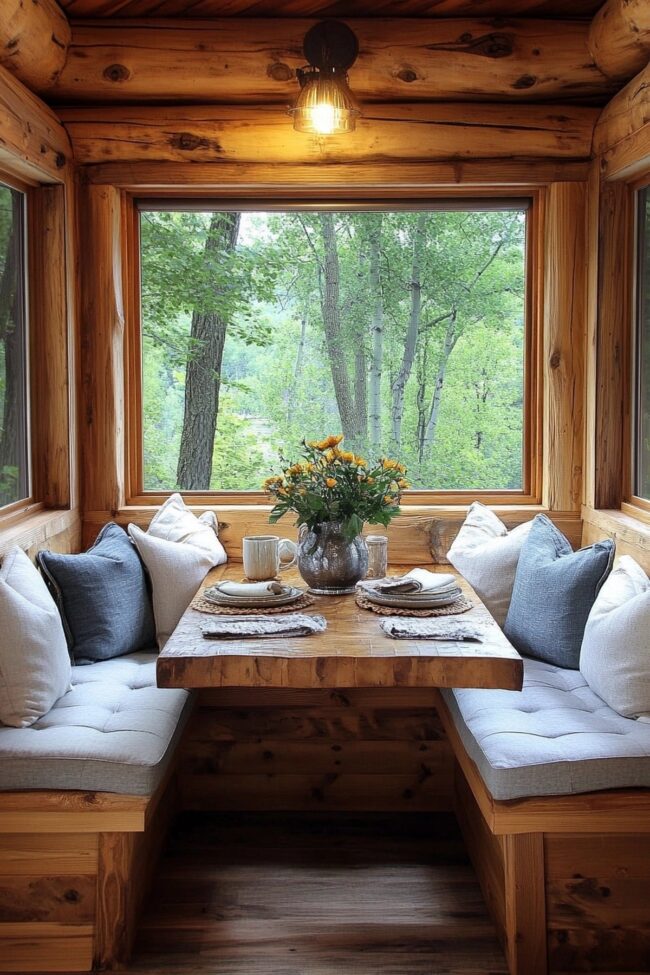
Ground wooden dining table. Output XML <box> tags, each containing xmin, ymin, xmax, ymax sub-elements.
<box><xmin>156</xmin><ymin>564</ymin><xmax>523</xmax><ymax>691</ymax></box>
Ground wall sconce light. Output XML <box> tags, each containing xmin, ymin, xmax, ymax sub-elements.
<box><xmin>289</xmin><ymin>20</ymin><xmax>361</xmax><ymax>136</ymax></box>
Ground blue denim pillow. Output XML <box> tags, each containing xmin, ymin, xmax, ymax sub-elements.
<box><xmin>503</xmin><ymin>515</ymin><xmax>614</xmax><ymax>669</ymax></box>
<box><xmin>37</xmin><ymin>523</ymin><xmax>155</xmax><ymax>665</ymax></box>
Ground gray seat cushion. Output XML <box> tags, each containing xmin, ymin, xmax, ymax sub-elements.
<box><xmin>441</xmin><ymin>657</ymin><xmax>650</xmax><ymax>800</ymax></box>
<box><xmin>0</xmin><ymin>653</ymin><xmax>192</xmax><ymax>795</ymax></box>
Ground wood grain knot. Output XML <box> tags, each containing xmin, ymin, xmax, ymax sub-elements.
<box><xmin>171</xmin><ymin>132</ymin><xmax>217</xmax><ymax>152</ymax></box>
<box><xmin>103</xmin><ymin>63</ymin><xmax>130</xmax><ymax>83</ymax></box>
<box><xmin>55</xmin><ymin>152</ymin><xmax>66</xmax><ymax>168</ymax></box>
<box><xmin>267</xmin><ymin>62</ymin><xmax>293</xmax><ymax>82</ymax></box>
<box><xmin>513</xmin><ymin>74</ymin><xmax>537</xmax><ymax>89</ymax></box>
<box><xmin>397</xmin><ymin>67</ymin><xmax>418</xmax><ymax>83</ymax></box>
<box><xmin>550</xmin><ymin>350</ymin><xmax>561</xmax><ymax>369</ymax></box>
<box><xmin>427</xmin><ymin>31</ymin><xmax>514</xmax><ymax>59</ymax></box>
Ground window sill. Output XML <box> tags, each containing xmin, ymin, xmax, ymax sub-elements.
<box><xmin>0</xmin><ymin>507</ymin><xmax>80</xmax><ymax>557</ymax></box>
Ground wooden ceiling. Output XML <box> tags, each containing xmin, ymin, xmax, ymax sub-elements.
<box><xmin>58</xmin><ymin>0</ymin><xmax>603</xmax><ymax>19</ymax></box>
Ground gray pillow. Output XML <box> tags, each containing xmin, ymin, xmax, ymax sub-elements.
<box><xmin>37</xmin><ymin>523</ymin><xmax>155</xmax><ymax>664</ymax></box>
<box><xmin>503</xmin><ymin>514</ymin><xmax>614</xmax><ymax>669</ymax></box>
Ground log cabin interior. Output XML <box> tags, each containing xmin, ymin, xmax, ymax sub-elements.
<box><xmin>0</xmin><ymin>0</ymin><xmax>650</xmax><ymax>973</ymax></box>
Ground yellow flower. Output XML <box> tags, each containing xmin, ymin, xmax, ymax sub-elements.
<box><xmin>396</xmin><ymin>462</ymin><xmax>407</xmax><ymax>474</ymax></box>
<box><xmin>367</xmin><ymin>476</ymin><xmax>375</xmax><ymax>484</ymax></box>
<box><xmin>325</xmin><ymin>477</ymin><xmax>337</xmax><ymax>488</ymax></box>
<box><xmin>397</xmin><ymin>478</ymin><xmax>410</xmax><ymax>489</ymax></box>
<box><xmin>339</xmin><ymin>450</ymin><xmax>355</xmax><ymax>464</ymax></box>
<box><xmin>323</xmin><ymin>448</ymin><xmax>339</xmax><ymax>463</ymax></box>
<box><xmin>354</xmin><ymin>455</ymin><xmax>367</xmax><ymax>467</ymax></box>
<box><xmin>383</xmin><ymin>494</ymin><xmax>398</xmax><ymax>505</ymax></box>
<box><xmin>287</xmin><ymin>463</ymin><xmax>304</xmax><ymax>476</ymax></box>
<box><xmin>381</xmin><ymin>458</ymin><xmax>400</xmax><ymax>470</ymax></box>
<box><xmin>277</xmin><ymin>487</ymin><xmax>288</xmax><ymax>496</ymax></box>
<box><xmin>311</xmin><ymin>434</ymin><xmax>344</xmax><ymax>451</ymax></box>
<box><xmin>262</xmin><ymin>475</ymin><xmax>283</xmax><ymax>491</ymax></box>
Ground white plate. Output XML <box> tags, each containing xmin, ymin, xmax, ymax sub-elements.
<box><xmin>364</xmin><ymin>588</ymin><xmax>462</xmax><ymax>609</ymax></box>
<box><xmin>202</xmin><ymin>585</ymin><xmax>305</xmax><ymax>608</ymax></box>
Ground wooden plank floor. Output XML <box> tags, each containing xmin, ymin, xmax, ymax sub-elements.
<box><xmin>127</xmin><ymin>812</ymin><xmax>508</xmax><ymax>975</ymax></box>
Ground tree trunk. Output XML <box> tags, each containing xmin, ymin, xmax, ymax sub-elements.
<box><xmin>318</xmin><ymin>213</ymin><xmax>362</xmax><ymax>446</ymax></box>
<box><xmin>177</xmin><ymin>211</ymin><xmax>240</xmax><ymax>490</ymax></box>
<box><xmin>420</xmin><ymin>312</ymin><xmax>458</xmax><ymax>460</ymax></box>
<box><xmin>391</xmin><ymin>211</ymin><xmax>426</xmax><ymax>448</ymax></box>
<box><xmin>0</xmin><ymin>192</ymin><xmax>27</xmax><ymax>505</ymax></box>
<box><xmin>368</xmin><ymin>215</ymin><xmax>384</xmax><ymax>449</ymax></box>
<box><xmin>287</xmin><ymin>312</ymin><xmax>307</xmax><ymax>426</ymax></box>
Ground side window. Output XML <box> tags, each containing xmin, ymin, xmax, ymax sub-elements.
<box><xmin>0</xmin><ymin>182</ymin><xmax>28</xmax><ymax>508</ymax></box>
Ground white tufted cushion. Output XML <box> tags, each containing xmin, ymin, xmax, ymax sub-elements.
<box><xmin>0</xmin><ymin>653</ymin><xmax>192</xmax><ymax>795</ymax></box>
<box><xmin>441</xmin><ymin>657</ymin><xmax>650</xmax><ymax>799</ymax></box>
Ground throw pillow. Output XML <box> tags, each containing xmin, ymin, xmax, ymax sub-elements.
<box><xmin>37</xmin><ymin>523</ymin><xmax>156</xmax><ymax>664</ymax></box>
<box><xmin>446</xmin><ymin>501</ymin><xmax>532</xmax><ymax>626</ymax></box>
<box><xmin>146</xmin><ymin>493</ymin><xmax>227</xmax><ymax>565</ymax></box>
<box><xmin>504</xmin><ymin>514</ymin><xmax>614</xmax><ymax>669</ymax></box>
<box><xmin>128</xmin><ymin>525</ymin><xmax>215</xmax><ymax>648</ymax></box>
<box><xmin>0</xmin><ymin>547</ymin><xmax>71</xmax><ymax>727</ymax></box>
<box><xmin>581</xmin><ymin>555</ymin><xmax>650</xmax><ymax>719</ymax></box>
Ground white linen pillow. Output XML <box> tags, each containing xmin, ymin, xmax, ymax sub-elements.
<box><xmin>128</xmin><ymin>525</ymin><xmax>215</xmax><ymax>648</ymax></box>
<box><xmin>146</xmin><ymin>493</ymin><xmax>227</xmax><ymax>565</ymax></box>
<box><xmin>446</xmin><ymin>501</ymin><xmax>532</xmax><ymax>627</ymax></box>
<box><xmin>0</xmin><ymin>547</ymin><xmax>71</xmax><ymax>728</ymax></box>
<box><xmin>580</xmin><ymin>555</ymin><xmax>650</xmax><ymax>720</ymax></box>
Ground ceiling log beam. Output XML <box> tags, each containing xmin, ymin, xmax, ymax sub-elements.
<box><xmin>58</xmin><ymin>102</ymin><xmax>598</xmax><ymax>167</ymax></box>
<box><xmin>0</xmin><ymin>64</ymin><xmax>71</xmax><ymax>182</ymax></box>
<box><xmin>48</xmin><ymin>18</ymin><xmax>616</xmax><ymax>104</ymax></box>
<box><xmin>588</xmin><ymin>0</ymin><xmax>650</xmax><ymax>84</ymax></box>
<box><xmin>592</xmin><ymin>62</ymin><xmax>650</xmax><ymax>179</ymax></box>
<box><xmin>0</xmin><ymin>0</ymin><xmax>71</xmax><ymax>92</ymax></box>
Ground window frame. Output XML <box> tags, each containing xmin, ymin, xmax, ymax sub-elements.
<box><xmin>0</xmin><ymin>169</ymin><xmax>32</xmax><ymax>518</ymax></box>
<box><xmin>124</xmin><ymin>189</ymin><xmax>543</xmax><ymax>507</ymax></box>
<box><xmin>624</xmin><ymin>173</ymin><xmax>650</xmax><ymax>520</ymax></box>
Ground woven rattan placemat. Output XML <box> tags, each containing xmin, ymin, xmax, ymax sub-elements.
<box><xmin>191</xmin><ymin>591</ymin><xmax>317</xmax><ymax>616</ymax></box>
<box><xmin>355</xmin><ymin>591</ymin><xmax>473</xmax><ymax>617</ymax></box>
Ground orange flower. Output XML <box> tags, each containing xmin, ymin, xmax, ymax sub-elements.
<box><xmin>325</xmin><ymin>477</ymin><xmax>337</xmax><ymax>488</ymax></box>
<box><xmin>310</xmin><ymin>434</ymin><xmax>344</xmax><ymax>451</ymax></box>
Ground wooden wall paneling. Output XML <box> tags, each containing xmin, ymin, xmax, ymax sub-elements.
<box><xmin>79</xmin><ymin>184</ymin><xmax>126</xmax><ymax>517</ymax></box>
<box><xmin>51</xmin><ymin>18</ymin><xmax>614</xmax><ymax>105</ymax></box>
<box><xmin>0</xmin><ymin>64</ymin><xmax>70</xmax><ymax>184</ymax></box>
<box><xmin>82</xmin><ymin>504</ymin><xmax>584</xmax><ymax>560</ymax></box>
<box><xmin>59</xmin><ymin>103</ymin><xmax>599</xmax><ymax>167</ymax></box>
<box><xmin>28</xmin><ymin>185</ymin><xmax>71</xmax><ymax>509</ymax></box>
<box><xmin>0</xmin><ymin>0</ymin><xmax>70</xmax><ymax>93</ymax></box>
<box><xmin>0</xmin><ymin>508</ymin><xmax>81</xmax><ymax>560</ymax></box>
<box><xmin>0</xmin><ymin>922</ymin><xmax>94</xmax><ymax>973</ymax></box>
<box><xmin>594</xmin><ymin>180</ymin><xmax>633</xmax><ymax>510</ymax></box>
<box><xmin>588</xmin><ymin>0</ymin><xmax>650</xmax><ymax>84</ymax></box>
<box><xmin>542</xmin><ymin>182</ymin><xmax>587</xmax><ymax>511</ymax></box>
<box><xmin>545</xmin><ymin>832</ymin><xmax>650</xmax><ymax>973</ymax></box>
<box><xmin>593</xmin><ymin>62</ymin><xmax>650</xmax><ymax>181</ymax></box>
<box><xmin>178</xmin><ymin>689</ymin><xmax>454</xmax><ymax>813</ymax></box>
<box><xmin>582</xmin><ymin>506</ymin><xmax>650</xmax><ymax>572</ymax></box>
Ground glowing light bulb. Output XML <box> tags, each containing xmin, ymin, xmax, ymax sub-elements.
<box><xmin>310</xmin><ymin>102</ymin><xmax>337</xmax><ymax>135</ymax></box>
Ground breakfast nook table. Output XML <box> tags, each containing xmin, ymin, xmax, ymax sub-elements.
<box><xmin>156</xmin><ymin>565</ymin><xmax>523</xmax><ymax>691</ymax></box>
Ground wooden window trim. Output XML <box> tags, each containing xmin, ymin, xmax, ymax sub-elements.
<box><xmin>623</xmin><ymin>169</ymin><xmax>650</xmax><ymax>520</ymax></box>
<box><xmin>124</xmin><ymin>189</ymin><xmax>543</xmax><ymax>508</ymax></box>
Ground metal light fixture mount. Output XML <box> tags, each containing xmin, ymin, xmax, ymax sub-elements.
<box><xmin>289</xmin><ymin>20</ymin><xmax>361</xmax><ymax>136</ymax></box>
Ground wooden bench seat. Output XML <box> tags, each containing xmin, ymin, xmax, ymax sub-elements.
<box><xmin>0</xmin><ymin>778</ymin><xmax>175</xmax><ymax>972</ymax></box>
<box><xmin>437</xmin><ymin>690</ymin><xmax>650</xmax><ymax>975</ymax></box>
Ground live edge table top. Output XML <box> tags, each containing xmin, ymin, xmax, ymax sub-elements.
<box><xmin>157</xmin><ymin>565</ymin><xmax>523</xmax><ymax>692</ymax></box>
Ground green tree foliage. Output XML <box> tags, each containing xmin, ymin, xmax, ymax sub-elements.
<box><xmin>140</xmin><ymin>207</ymin><xmax>526</xmax><ymax>492</ymax></box>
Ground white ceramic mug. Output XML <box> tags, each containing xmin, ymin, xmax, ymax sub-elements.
<box><xmin>242</xmin><ymin>534</ymin><xmax>297</xmax><ymax>581</ymax></box>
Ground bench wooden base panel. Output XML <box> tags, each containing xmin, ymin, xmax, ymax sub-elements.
<box><xmin>178</xmin><ymin>688</ymin><xmax>455</xmax><ymax>813</ymax></box>
<box><xmin>0</xmin><ymin>780</ymin><xmax>176</xmax><ymax>972</ymax></box>
<box><xmin>453</xmin><ymin>762</ymin><xmax>650</xmax><ymax>974</ymax></box>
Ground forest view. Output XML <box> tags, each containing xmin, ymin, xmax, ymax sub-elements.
<box><xmin>0</xmin><ymin>183</ymin><xmax>28</xmax><ymax>508</ymax></box>
<box><xmin>140</xmin><ymin>205</ymin><xmax>528</xmax><ymax>493</ymax></box>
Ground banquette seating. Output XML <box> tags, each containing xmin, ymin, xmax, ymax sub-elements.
<box><xmin>1</xmin><ymin>519</ymin><xmax>649</xmax><ymax>975</ymax></box>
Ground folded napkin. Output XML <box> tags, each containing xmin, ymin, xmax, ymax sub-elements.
<box><xmin>202</xmin><ymin>613</ymin><xmax>326</xmax><ymax>640</ymax></box>
<box><xmin>359</xmin><ymin>568</ymin><xmax>458</xmax><ymax>595</ymax></box>
<box><xmin>380</xmin><ymin>618</ymin><xmax>487</xmax><ymax>642</ymax></box>
<box><xmin>213</xmin><ymin>580</ymin><xmax>286</xmax><ymax>597</ymax></box>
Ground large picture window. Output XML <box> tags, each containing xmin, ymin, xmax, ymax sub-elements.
<box><xmin>136</xmin><ymin>202</ymin><xmax>533</xmax><ymax>496</ymax></box>
<box><xmin>0</xmin><ymin>182</ymin><xmax>28</xmax><ymax>508</ymax></box>
<box><xmin>635</xmin><ymin>185</ymin><xmax>650</xmax><ymax>502</ymax></box>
